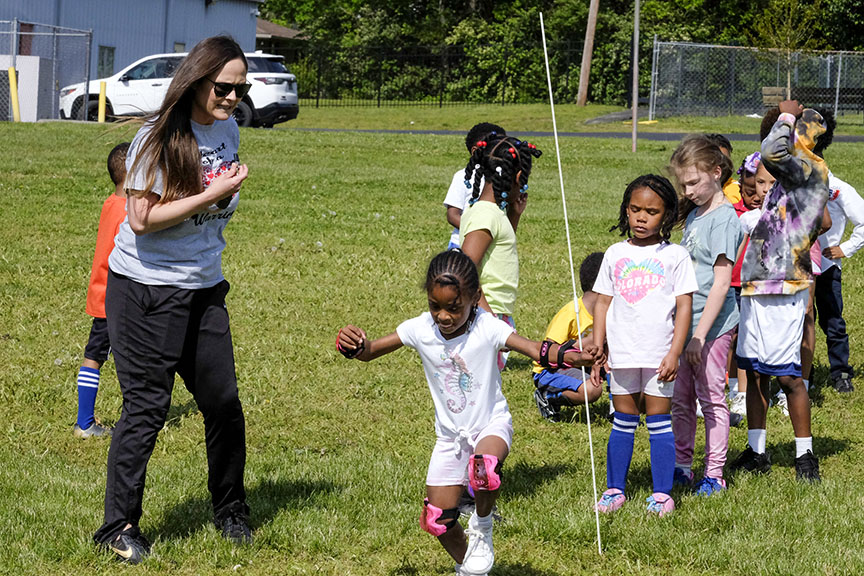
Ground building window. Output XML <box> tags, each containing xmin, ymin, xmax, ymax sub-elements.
<box><xmin>174</xmin><ymin>42</ymin><xmax>186</xmax><ymax>53</ymax></box>
<box><xmin>97</xmin><ymin>46</ymin><xmax>115</xmax><ymax>78</ymax></box>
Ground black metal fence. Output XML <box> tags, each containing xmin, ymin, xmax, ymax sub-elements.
<box><xmin>286</xmin><ymin>41</ymin><xmax>585</xmax><ymax>107</ymax></box>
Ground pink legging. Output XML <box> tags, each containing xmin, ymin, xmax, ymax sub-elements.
<box><xmin>671</xmin><ymin>328</ymin><xmax>734</xmax><ymax>480</ymax></box>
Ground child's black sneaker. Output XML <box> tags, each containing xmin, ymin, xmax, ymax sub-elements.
<box><xmin>107</xmin><ymin>527</ymin><xmax>150</xmax><ymax>564</ymax></box>
<box><xmin>832</xmin><ymin>373</ymin><xmax>855</xmax><ymax>394</ymax></box>
<box><xmin>795</xmin><ymin>450</ymin><xmax>821</xmax><ymax>483</ymax></box>
<box><xmin>533</xmin><ymin>388</ymin><xmax>561</xmax><ymax>422</ymax></box>
<box><xmin>729</xmin><ymin>446</ymin><xmax>771</xmax><ymax>475</ymax></box>
<box><xmin>215</xmin><ymin>504</ymin><xmax>253</xmax><ymax>544</ymax></box>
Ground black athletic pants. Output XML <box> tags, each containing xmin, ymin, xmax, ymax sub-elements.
<box><xmin>814</xmin><ymin>265</ymin><xmax>853</xmax><ymax>381</ymax></box>
<box><xmin>94</xmin><ymin>270</ymin><xmax>247</xmax><ymax>544</ymax></box>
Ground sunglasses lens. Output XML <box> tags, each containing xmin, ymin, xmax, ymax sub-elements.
<box><xmin>236</xmin><ymin>83</ymin><xmax>251</xmax><ymax>99</ymax></box>
<box><xmin>211</xmin><ymin>82</ymin><xmax>250</xmax><ymax>99</ymax></box>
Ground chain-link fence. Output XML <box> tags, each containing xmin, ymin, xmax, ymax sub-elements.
<box><xmin>649</xmin><ymin>40</ymin><xmax>864</xmax><ymax>120</ymax></box>
<box><xmin>291</xmin><ymin>41</ymin><xmax>583</xmax><ymax>107</ymax></box>
<box><xmin>1</xmin><ymin>19</ymin><xmax>91</xmax><ymax>121</ymax></box>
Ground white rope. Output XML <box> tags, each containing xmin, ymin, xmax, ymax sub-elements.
<box><xmin>540</xmin><ymin>12</ymin><xmax>603</xmax><ymax>555</ymax></box>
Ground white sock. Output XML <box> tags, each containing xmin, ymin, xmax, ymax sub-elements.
<box><xmin>795</xmin><ymin>437</ymin><xmax>813</xmax><ymax>458</ymax></box>
<box><xmin>676</xmin><ymin>464</ymin><xmax>692</xmax><ymax>477</ymax></box>
<box><xmin>803</xmin><ymin>379</ymin><xmax>810</xmax><ymax>391</ymax></box>
<box><xmin>748</xmin><ymin>429</ymin><xmax>767</xmax><ymax>454</ymax></box>
<box><xmin>728</xmin><ymin>377</ymin><xmax>739</xmax><ymax>398</ymax></box>
<box><xmin>471</xmin><ymin>511</ymin><xmax>493</xmax><ymax>529</ymax></box>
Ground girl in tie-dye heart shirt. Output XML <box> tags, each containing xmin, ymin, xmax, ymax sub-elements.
<box><xmin>669</xmin><ymin>135</ymin><xmax>744</xmax><ymax>495</ymax></box>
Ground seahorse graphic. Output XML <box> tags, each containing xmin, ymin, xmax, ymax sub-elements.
<box><xmin>440</xmin><ymin>350</ymin><xmax>473</xmax><ymax>414</ymax></box>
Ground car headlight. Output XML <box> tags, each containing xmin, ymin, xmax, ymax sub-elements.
<box><xmin>253</xmin><ymin>77</ymin><xmax>286</xmax><ymax>85</ymax></box>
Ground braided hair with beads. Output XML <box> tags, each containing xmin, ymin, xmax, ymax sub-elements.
<box><xmin>463</xmin><ymin>133</ymin><xmax>543</xmax><ymax>211</ymax></box>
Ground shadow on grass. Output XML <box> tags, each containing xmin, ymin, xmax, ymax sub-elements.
<box><xmin>557</xmin><ymin>399</ymin><xmax>614</xmax><ymax>426</ymax></box>
<box><xmin>768</xmin><ymin>436</ymin><xmax>851</xmax><ymax>468</ymax></box>
<box><xmin>163</xmin><ymin>398</ymin><xmax>198</xmax><ymax>428</ymax></box>
<box><xmin>493</xmin><ymin>561</ymin><xmax>562</xmax><ymax>576</ymax></box>
<box><xmin>505</xmin><ymin>461</ymin><xmax>574</xmax><ymax>498</ymax></box>
<box><xmin>152</xmin><ymin>476</ymin><xmax>337</xmax><ymax>540</ymax></box>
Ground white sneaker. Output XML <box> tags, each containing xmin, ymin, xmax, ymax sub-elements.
<box><xmin>462</xmin><ymin>514</ymin><xmax>494</xmax><ymax>576</ymax></box>
<box><xmin>773</xmin><ymin>391</ymin><xmax>789</xmax><ymax>417</ymax></box>
<box><xmin>730</xmin><ymin>393</ymin><xmax>747</xmax><ymax>417</ymax></box>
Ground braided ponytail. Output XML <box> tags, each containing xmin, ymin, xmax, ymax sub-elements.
<box><xmin>464</xmin><ymin>133</ymin><xmax>542</xmax><ymax>211</ymax></box>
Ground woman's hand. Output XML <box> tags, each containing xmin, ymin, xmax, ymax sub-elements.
<box><xmin>209</xmin><ymin>163</ymin><xmax>248</xmax><ymax>202</ymax></box>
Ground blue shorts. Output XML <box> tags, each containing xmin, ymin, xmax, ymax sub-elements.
<box><xmin>533</xmin><ymin>367</ymin><xmax>586</xmax><ymax>402</ymax></box>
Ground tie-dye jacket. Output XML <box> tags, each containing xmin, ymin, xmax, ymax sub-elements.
<box><xmin>740</xmin><ymin>109</ymin><xmax>829</xmax><ymax>296</ymax></box>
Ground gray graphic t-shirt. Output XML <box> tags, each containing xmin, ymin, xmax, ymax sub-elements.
<box><xmin>109</xmin><ymin>118</ymin><xmax>241</xmax><ymax>289</ymax></box>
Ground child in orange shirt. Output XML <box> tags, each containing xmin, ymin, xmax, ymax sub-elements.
<box><xmin>74</xmin><ymin>142</ymin><xmax>130</xmax><ymax>438</ymax></box>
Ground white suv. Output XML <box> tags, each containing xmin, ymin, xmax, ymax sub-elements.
<box><xmin>59</xmin><ymin>52</ymin><xmax>298</xmax><ymax>127</ymax></box>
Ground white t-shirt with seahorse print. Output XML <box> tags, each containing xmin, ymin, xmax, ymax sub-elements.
<box><xmin>397</xmin><ymin>309</ymin><xmax>514</xmax><ymax>440</ymax></box>
<box><xmin>592</xmin><ymin>240</ymin><xmax>698</xmax><ymax>369</ymax></box>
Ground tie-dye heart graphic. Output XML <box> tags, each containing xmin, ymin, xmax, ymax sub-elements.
<box><xmin>614</xmin><ymin>258</ymin><xmax>666</xmax><ymax>305</ymax></box>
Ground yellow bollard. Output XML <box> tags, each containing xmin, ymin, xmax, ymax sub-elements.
<box><xmin>8</xmin><ymin>67</ymin><xmax>20</xmax><ymax>122</ymax></box>
<box><xmin>98</xmin><ymin>81</ymin><xmax>106</xmax><ymax>123</ymax></box>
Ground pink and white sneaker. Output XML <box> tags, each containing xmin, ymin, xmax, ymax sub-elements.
<box><xmin>645</xmin><ymin>492</ymin><xmax>675</xmax><ymax>516</ymax></box>
<box><xmin>595</xmin><ymin>489</ymin><xmax>626</xmax><ymax>513</ymax></box>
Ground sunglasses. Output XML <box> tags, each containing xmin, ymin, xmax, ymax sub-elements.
<box><xmin>204</xmin><ymin>78</ymin><xmax>252</xmax><ymax>99</ymax></box>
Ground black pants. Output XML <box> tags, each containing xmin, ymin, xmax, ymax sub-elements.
<box><xmin>814</xmin><ymin>265</ymin><xmax>853</xmax><ymax>380</ymax></box>
<box><xmin>94</xmin><ymin>270</ymin><xmax>247</xmax><ymax>544</ymax></box>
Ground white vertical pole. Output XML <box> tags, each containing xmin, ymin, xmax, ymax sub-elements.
<box><xmin>540</xmin><ymin>12</ymin><xmax>603</xmax><ymax>556</ymax></box>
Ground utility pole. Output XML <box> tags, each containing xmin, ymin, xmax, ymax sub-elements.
<box><xmin>576</xmin><ymin>0</ymin><xmax>600</xmax><ymax>106</ymax></box>
<box><xmin>631</xmin><ymin>0</ymin><xmax>640</xmax><ymax>153</ymax></box>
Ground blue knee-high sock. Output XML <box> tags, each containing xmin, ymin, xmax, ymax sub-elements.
<box><xmin>76</xmin><ymin>366</ymin><xmax>100</xmax><ymax>429</ymax></box>
<box><xmin>646</xmin><ymin>414</ymin><xmax>675</xmax><ymax>495</ymax></box>
<box><xmin>607</xmin><ymin>412</ymin><xmax>639</xmax><ymax>491</ymax></box>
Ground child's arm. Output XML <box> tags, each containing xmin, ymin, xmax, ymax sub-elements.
<box><xmin>657</xmin><ymin>293</ymin><xmax>693</xmax><ymax>382</ymax></box>
<box><xmin>337</xmin><ymin>325</ymin><xmax>403</xmax><ymax>362</ymax></box>
<box><xmin>819</xmin><ymin>206</ymin><xmax>832</xmax><ymax>235</ymax></box>
<box><xmin>591</xmin><ymin>294</ymin><xmax>611</xmax><ymax>367</ymax></box>
<box><xmin>446</xmin><ymin>206</ymin><xmax>462</xmax><ymax>229</ymax></box>
<box><xmin>684</xmin><ymin>256</ymin><xmax>733</xmax><ymax>366</ymax></box>
<box><xmin>504</xmin><ymin>332</ymin><xmax>597</xmax><ymax>367</ymax></box>
<box><xmin>824</xmin><ymin>184</ymin><xmax>864</xmax><ymax>259</ymax></box>
<box><xmin>461</xmin><ymin>229</ymin><xmax>495</xmax><ymax>313</ymax></box>
<box><xmin>761</xmin><ymin>100</ymin><xmax>807</xmax><ymax>187</ymax></box>
<box><xmin>507</xmin><ymin>191</ymin><xmax>528</xmax><ymax>232</ymax></box>
<box><xmin>127</xmin><ymin>164</ymin><xmax>247</xmax><ymax>234</ymax></box>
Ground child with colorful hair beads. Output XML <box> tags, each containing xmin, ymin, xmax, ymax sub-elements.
<box><xmin>591</xmin><ymin>175</ymin><xmax>697</xmax><ymax>516</ymax></box>
<box><xmin>74</xmin><ymin>142</ymin><xmax>130</xmax><ymax>439</ymax></box>
<box><xmin>443</xmin><ymin>123</ymin><xmax>506</xmax><ymax>249</ymax></box>
<box><xmin>669</xmin><ymin>135</ymin><xmax>744</xmax><ymax>495</ymax></box>
<box><xmin>338</xmin><ymin>249</ymin><xmax>597</xmax><ymax>576</ymax></box>
<box><xmin>731</xmin><ymin>100</ymin><xmax>832</xmax><ymax>483</ymax></box>
<box><xmin>459</xmin><ymin>132</ymin><xmax>542</xmax><ymax>370</ymax></box>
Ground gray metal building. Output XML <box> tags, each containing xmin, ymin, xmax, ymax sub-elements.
<box><xmin>1</xmin><ymin>0</ymin><xmax>262</xmax><ymax>78</ymax></box>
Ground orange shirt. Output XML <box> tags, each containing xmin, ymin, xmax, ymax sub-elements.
<box><xmin>86</xmin><ymin>194</ymin><xmax>127</xmax><ymax>318</ymax></box>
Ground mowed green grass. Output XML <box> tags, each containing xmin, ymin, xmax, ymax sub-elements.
<box><xmin>2</xmin><ymin>116</ymin><xmax>864</xmax><ymax>575</ymax></box>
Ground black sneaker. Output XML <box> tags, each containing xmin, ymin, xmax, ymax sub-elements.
<box><xmin>534</xmin><ymin>389</ymin><xmax>560</xmax><ymax>422</ymax></box>
<box><xmin>215</xmin><ymin>504</ymin><xmax>253</xmax><ymax>544</ymax></box>
<box><xmin>729</xmin><ymin>446</ymin><xmax>771</xmax><ymax>475</ymax></box>
<box><xmin>107</xmin><ymin>527</ymin><xmax>151</xmax><ymax>564</ymax></box>
<box><xmin>832</xmin><ymin>374</ymin><xmax>855</xmax><ymax>394</ymax></box>
<box><xmin>795</xmin><ymin>450</ymin><xmax>821</xmax><ymax>483</ymax></box>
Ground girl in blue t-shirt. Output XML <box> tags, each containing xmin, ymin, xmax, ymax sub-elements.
<box><xmin>669</xmin><ymin>135</ymin><xmax>744</xmax><ymax>496</ymax></box>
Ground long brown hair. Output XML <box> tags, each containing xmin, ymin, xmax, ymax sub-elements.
<box><xmin>669</xmin><ymin>134</ymin><xmax>731</xmax><ymax>225</ymax></box>
<box><xmin>128</xmin><ymin>36</ymin><xmax>247</xmax><ymax>203</ymax></box>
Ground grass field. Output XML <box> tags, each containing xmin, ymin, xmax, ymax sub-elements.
<box><xmin>288</xmin><ymin>103</ymin><xmax>864</xmax><ymax>136</ymax></box>
<box><xmin>2</xmin><ymin>111</ymin><xmax>864</xmax><ymax>575</ymax></box>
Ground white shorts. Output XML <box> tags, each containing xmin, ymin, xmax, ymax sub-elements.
<box><xmin>736</xmin><ymin>290</ymin><xmax>808</xmax><ymax>377</ymax></box>
<box><xmin>609</xmin><ymin>367</ymin><xmax>675</xmax><ymax>398</ymax></box>
<box><xmin>425</xmin><ymin>415</ymin><xmax>513</xmax><ymax>487</ymax></box>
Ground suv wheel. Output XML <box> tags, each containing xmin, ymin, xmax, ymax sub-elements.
<box><xmin>233</xmin><ymin>101</ymin><xmax>254</xmax><ymax>127</ymax></box>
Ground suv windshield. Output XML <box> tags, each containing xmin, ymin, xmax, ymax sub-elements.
<box><xmin>247</xmin><ymin>57</ymin><xmax>289</xmax><ymax>74</ymax></box>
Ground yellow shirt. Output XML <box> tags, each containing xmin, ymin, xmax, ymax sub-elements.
<box><xmin>532</xmin><ymin>298</ymin><xmax>594</xmax><ymax>374</ymax></box>
<box><xmin>723</xmin><ymin>178</ymin><xmax>741</xmax><ymax>204</ymax></box>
